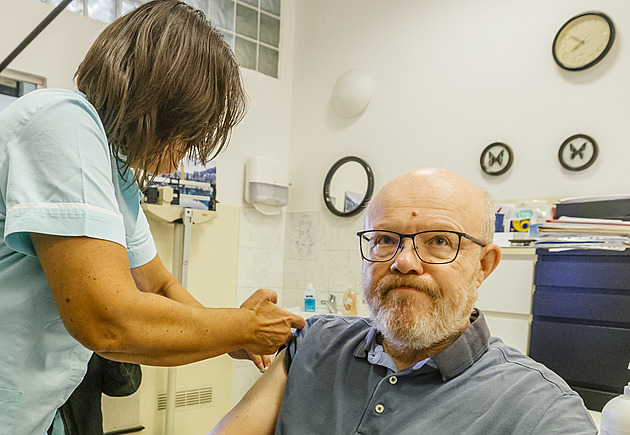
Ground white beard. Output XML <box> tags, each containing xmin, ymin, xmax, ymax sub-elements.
<box><xmin>364</xmin><ymin>271</ymin><xmax>478</xmax><ymax>351</ymax></box>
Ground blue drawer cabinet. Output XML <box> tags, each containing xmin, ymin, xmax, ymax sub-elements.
<box><xmin>530</xmin><ymin>249</ymin><xmax>630</xmax><ymax>411</ymax></box>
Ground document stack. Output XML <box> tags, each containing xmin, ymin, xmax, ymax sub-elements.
<box><xmin>533</xmin><ymin>194</ymin><xmax>630</xmax><ymax>251</ymax></box>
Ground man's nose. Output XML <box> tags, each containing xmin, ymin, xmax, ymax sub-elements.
<box><xmin>390</xmin><ymin>238</ymin><xmax>424</xmax><ymax>275</ymax></box>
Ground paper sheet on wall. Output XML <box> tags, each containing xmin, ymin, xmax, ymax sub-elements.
<box><xmin>290</xmin><ymin>212</ymin><xmax>319</xmax><ymax>260</ymax></box>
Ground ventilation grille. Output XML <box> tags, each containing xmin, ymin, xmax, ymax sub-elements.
<box><xmin>157</xmin><ymin>386</ymin><xmax>213</xmax><ymax>411</ymax></box>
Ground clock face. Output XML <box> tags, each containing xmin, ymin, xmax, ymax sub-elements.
<box><xmin>480</xmin><ymin>142</ymin><xmax>513</xmax><ymax>176</ymax></box>
<box><xmin>558</xmin><ymin>134</ymin><xmax>598</xmax><ymax>171</ymax></box>
<box><xmin>553</xmin><ymin>12</ymin><xmax>615</xmax><ymax>71</ymax></box>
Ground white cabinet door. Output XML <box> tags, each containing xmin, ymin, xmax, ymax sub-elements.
<box><xmin>477</xmin><ymin>253</ymin><xmax>534</xmax><ymax>315</ymax></box>
<box><xmin>484</xmin><ymin>314</ymin><xmax>531</xmax><ymax>355</ymax></box>
<box><xmin>477</xmin><ymin>250</ymin><xmax>535</xmax><ymax>354</ymax></box>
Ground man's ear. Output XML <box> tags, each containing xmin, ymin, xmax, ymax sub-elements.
<box><xmin>478</xmin><ymin>243</ymin><xmax>502</xmax><ymax>284</ymax></box>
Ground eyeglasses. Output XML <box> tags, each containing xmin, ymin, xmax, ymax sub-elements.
<box><xmin>357</xmin><ymin>230</ymin><xmax>487</xmax><ymax>264</ymax></box>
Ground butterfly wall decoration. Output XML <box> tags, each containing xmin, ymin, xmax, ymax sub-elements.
<box><xmin>488</xmin><ymin>149</ymin><xmax>504</xmax><ymax>166</ymax></box>
<box><xmin>479</xmin><ymin>134</ymin><xmax>599</xmax><ymax>176</ymax></box>
<box><xmin>569</xmin><ymin>143</ymin><xmax>586</xmax><ymax>160</ymax></box>
<box><xmin>559</xmin><ymin>134</ymin><xmax>598</xmax><ymax>171</ymax></box>
<box><xmin>480</xmin><ymin>143</ymin><xmax>513</xmax><ymax>176</ymax></box>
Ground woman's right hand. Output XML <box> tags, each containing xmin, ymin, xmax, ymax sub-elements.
<box><xmin>240</xmin><ymin>288</ymin><xmax>305</xmax><ymax>356</ymax></box>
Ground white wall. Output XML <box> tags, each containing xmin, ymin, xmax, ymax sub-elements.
<box><xmin>287</xmin><ymin>0</ymin><xmax>630</xmax><ymax>212</ymax></box>
<box><xmin>0</xmin><ymin>0</ymin><xmax>105</xmax><ymax>88</ymax></box>
<box><xmin>214</xmin><ymin>1</ymin><xmax>295</xmax><ymax>206</ymax></box>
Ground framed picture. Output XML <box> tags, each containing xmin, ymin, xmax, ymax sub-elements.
<box><xmin>558</xmin><ymin>134</ymin><xmax>598</xmax><ymax>171</ymax></box>
<box><xmin>150</xmin><ymin>158</ymin><xmax>217</xmax><ymax>211</ymax></box>
<box><xmin>480</xmin><ymin>142</ymin><xmax>514</xmax><ymax>176</ymax></box>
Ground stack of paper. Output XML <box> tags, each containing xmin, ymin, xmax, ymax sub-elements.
<box><xmin>534</xmin><ymin>217</ymin><xmax>630</xmax><ymax>251</ymax></box>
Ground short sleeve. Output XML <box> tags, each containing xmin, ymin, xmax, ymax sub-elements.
<box><xmin>284</xmin><ymin>316</ymin><xmax>320</xmax><ymax>371</ymax></box>
<box><xmin>3</xmin><ymin>91</ymin><xmax>126</xmax><ymax>256</ymax></box>
<box><xmin>116</xmin><ymin>172</ymin><xmax>157</xmax><ymax>268</ymax></box>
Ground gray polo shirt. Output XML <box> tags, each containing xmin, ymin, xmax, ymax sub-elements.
<box><xmin>276</xmin><ymin>310</ymin><xmax>597</xmax><ymax>434</ymax></box>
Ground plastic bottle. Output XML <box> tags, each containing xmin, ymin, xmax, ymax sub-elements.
<box><xmin>600</xmin><ymin>363</ymin><xmax>630</xmax><ymax>435</ymax></box>
<box><xmin>343</xmin><ymin>288</ymin><xmax>357</xmax><ymax>316</ymax></box>
<box><xmin>304</xmin><ymin>282</ymin><xmax>316</xmax><ymax>312</ymax></box>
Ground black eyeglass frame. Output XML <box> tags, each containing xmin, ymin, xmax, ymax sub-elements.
<box><xmin>356</xmin><ymin>229</ymin><xmax>487</xmax><ymax>264</ymax></box>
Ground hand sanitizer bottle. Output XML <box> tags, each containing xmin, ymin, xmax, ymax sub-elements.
<box><xmin>601</xmin><ymin>363</ymin><xmax>630</xmax><ymax>435</ymax></box>
<box><xmin>343</xmin><ymin>288</ymin><xmax>357</xmax><ymax>316</ymax></box>
<box><xmin>304</xmin><ymin>282</ymin><xmax>316</xmax><ymax>312</ymax></box>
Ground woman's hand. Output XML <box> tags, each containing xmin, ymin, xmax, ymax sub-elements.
<box><xmin>239</xmin><ymin>289</ymin><xmax>305</xmax><ymax>356</ymax></box>
<box><xmin>227</xmin><ymin>349</ymin><xmax>271</xmax><ymax>372</ymax></box>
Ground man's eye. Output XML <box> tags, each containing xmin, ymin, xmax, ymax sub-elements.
<box><xmin>374</xmin><ymin>235</ymin><xmax>396</xmax><ymax>246</ymax></box>
<box><xmin>430</xmin><ymin>236</ymin><xmax>450</xmax><ymax>247</ymax></box>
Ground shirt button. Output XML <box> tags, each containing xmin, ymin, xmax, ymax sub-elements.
<box><xmin>389</xmin><ymin>376</ymin><xmax>398</xmax><ymax>385</ymax></box>
<box><xmin>375</xmin><ymin>404</ymin><xmax>384</xmax><ymax>414</ymax></box>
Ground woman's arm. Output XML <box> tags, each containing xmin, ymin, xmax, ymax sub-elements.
<box><xmin>130</xmin><ymin>254</ymin><xmax>205</xmax><ymax>307</ymax></box>
<box><xmin>31</xmin><ymin>233</ymin><xmax>304</xmax><ymax>366</ymax></box>
<box><xmin>131</xmin><ymin>255</ymin><xmax>273</xmax><ymax>369</ymax></box>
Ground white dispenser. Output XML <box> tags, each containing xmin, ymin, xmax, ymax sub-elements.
<box><xmin>601</xmin><ymin>363</ymin><xmax>630</xmax><ymax>435</ymax></box>
<box><xmin>245</xmin><ymin>156</ymin><xmax>289</xmax><ymax>215</ymax></box>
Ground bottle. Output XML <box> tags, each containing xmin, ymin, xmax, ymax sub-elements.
<box><xmin>304</xmin><ymin>282</ymin><xmax>316</xmax><ymax>312</ymax></box>
<box><xmin>343</xmin><ymin>288</ymin><xmax>357</xmax><ymax>316</ymax></box>
<box><xmin>600</xmin><ymin>363</ymin><xmax>630</xmax><ymax>435</ymax></box>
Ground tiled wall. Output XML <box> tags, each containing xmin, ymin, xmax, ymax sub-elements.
<box><xmin>235</xmin><ymin>205</ymin><xmax>287</xmax><ymax>307</ymax></box>
<box><xmin>232</xmin><ymin>206</ymin><xmax>369</xmax><ymax>404</ymax></box>
<box><xmin>233</xmin><ymin>205</ymin><xmax>287</xmax><ymax>405</ymax></box>
<box><xmin>283</xmin><ymin>210</ymin><xmax>366</xmax><ymax>311</ymax></box>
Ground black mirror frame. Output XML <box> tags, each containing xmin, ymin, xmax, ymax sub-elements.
<box><xmin>323</xmin><ymin>156</ymin><xmax>374</xmax><ymax>217</ymax></box>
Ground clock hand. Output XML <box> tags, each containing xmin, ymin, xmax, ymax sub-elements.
<box><xmin>569</xmin><ymin>34</ymin><xmax>585</xmax><ymax>43</ymax></box>
<box><xmin>571</xmin><ymin>38</ymin><xmax>586</xmax><ymax>51</ymax></box>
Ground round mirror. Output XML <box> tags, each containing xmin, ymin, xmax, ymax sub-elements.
<box><xmin>323</xmin><ymin>156</ymin><xmax>374</xmax><ymax>217</ymax></box>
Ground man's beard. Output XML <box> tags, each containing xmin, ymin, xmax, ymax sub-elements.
<box><xmin>363</xmin><ymin>271</ymin><xmax>478</xmax><ymax>352</ymax></box>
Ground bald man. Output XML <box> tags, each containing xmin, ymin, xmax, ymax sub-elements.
<box><xmin>210</xmin><ymin>168</ymin><xmax>597</xmax><ymax>435</ymax></box>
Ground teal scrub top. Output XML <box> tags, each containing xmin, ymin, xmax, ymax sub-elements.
<box><xmin>0</xmin><ymin>89</ymin><xmax>157</xmax><ymax>434</ymax></box>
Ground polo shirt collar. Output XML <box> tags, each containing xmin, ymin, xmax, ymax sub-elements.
<box><xmin>432</xmin><ymin>309</ymin><xmax>490</xmax><ymax>380</ymax></box>
<box><xmin>353</xmin><ymin>309</ymin><xmax>491</xmax><ymax>381</ymax></box>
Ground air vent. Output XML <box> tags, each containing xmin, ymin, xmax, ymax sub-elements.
<box><xmin>157</xmin><ymin>386</ymin><xmax>213</xmax><ymax>411</ymax></box>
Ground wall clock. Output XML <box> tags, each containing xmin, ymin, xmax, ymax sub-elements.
<box><xmin>552</xmin><ymin>11</ymin><xmax>615</xmax><ymax>71</ymax></box>
<box><xmin>480</xmin><ymin>142</ymin><xmax>513</xmax><ymax>176</ymax></box>
<box><xmin>558</xmin><ymin>134</ymin><xmax>598</xmax><ymax>171</ymax></box>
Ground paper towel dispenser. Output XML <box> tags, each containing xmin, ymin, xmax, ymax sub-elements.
<box><xmin>245</xmin><ymin>156</ymin><xmax>289</xmax><ymax>214</ymax></box>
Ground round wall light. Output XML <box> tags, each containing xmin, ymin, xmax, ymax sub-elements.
<box><xmin>331</xmin><ymin>69</ymin><xmax>373</xmax><ymax>117</ymax></box>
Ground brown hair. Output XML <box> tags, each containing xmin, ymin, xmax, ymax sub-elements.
<box><xmin>75</xmin><ymin>0</ymin><xmax>247</xmax><ymax>189</ymax></box>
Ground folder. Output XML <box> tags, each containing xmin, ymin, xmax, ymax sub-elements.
<box><xmin>555</xmin><ymin>197</ymin><xmax>630</xmax><ymax>221</ymax></box>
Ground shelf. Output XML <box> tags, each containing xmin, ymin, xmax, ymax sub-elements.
<box><xmin>141</xmin><ymin>203</ymin><xmax>217</xmax><ymax>224</ymax></box>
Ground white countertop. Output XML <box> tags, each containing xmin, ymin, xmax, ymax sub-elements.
<box><xmin>589</xmin><ymin>410</ymin><xmax>601</xmax><ymax>432</ymax></box>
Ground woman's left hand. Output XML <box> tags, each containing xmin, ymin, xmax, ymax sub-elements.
<box><xmin>228</xmin><ymin>349</ymin><xmax>271</xmax><ymax>372</ymax></box>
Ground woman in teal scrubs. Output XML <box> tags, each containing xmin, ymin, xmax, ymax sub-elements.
<box><xmin>0</xmin><ymin>1</ymin><xmax>304</xmax><ymax>433</ymax></box>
